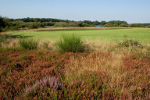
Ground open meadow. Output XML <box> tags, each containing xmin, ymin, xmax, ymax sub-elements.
<box><xmin>3</xmin><ymin>28</ymin><xmax>150</xmax><ymax>43</ymax></box>
<box><xmin>0</xmin><ymin>27</ymin><xmax>150</xmax><ymax>99</ymax></box>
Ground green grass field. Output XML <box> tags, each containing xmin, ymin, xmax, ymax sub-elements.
<box><xmin>5</xmin><ymin>28</ymin><xmax>150</xmax><ymax>43</ymax></box>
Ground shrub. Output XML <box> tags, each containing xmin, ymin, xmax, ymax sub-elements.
<box><xmin>0</xmin><ymin>37</ymin><xmax>3</xmax><ymax>42</ymax></box>
<box><xmin>0</xmin><ymin>37</ymin><xmax>4</xmax><ymax>47</ymax></box>
<box><xmin>118</xmin><ymin>39</ymin><xmax>143</xmax><ymax>48</ymax></box>
<box><xmin>19</xmin><ymin>39</ymin><xmax>38</xmax><ymax>50</ymax></box>
<box><xmin>56</xmin><ymin>34</ymin><xmax>85</xmax><ymax>53</ymax></box>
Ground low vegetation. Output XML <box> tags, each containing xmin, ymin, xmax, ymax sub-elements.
<box><xmin>56</xmin><ymin>34</ymin><xmax>85</xmax><ymax>53</ymax></box>
<box><xmin>0</xmin><ymin>37</ymin><xmax>4</xmax><ymax>47</ymax></box>
<box><xmin>0</xmin><ymin>29</ymin><xmax>150</xmax><ymax>99</ymax></box>
<box><xmin>118</xmin><ymin>39</ymin><xmax>143</xmax><ymax>48</ymax></box>
<box><xmin>0</xmin><ymin>42</ymin><xmax>149</xmax><ymax>99</ymax></box>
<box><xmin>19</xmin><ymin>39</ymin><xmax>38</xmax><ymax>50</ymax></box>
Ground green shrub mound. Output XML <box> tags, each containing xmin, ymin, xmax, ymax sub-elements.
<box><xmin>56</xmin><ymin>34</ymin><xmax>85</xmax><ymax>53</ymax></box>
<box><xmin>19</xmin><ymin>39</ymin><xmax>38</xmax><ymax>50</ymax></box>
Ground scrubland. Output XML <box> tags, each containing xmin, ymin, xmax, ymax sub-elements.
<box><xmin>0</xmin><ymin>28</ymin><xmax>150</xmax><ymax>99</ymax></box>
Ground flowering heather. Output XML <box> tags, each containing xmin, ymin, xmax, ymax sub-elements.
<box><xmin>0</xmin><ymin>45</ymin><xmax>150</xmax><ymax>99</ymax></box>
<box><xmin>25</xmin><ymin>76</ymin><xmax>63</xmax><ymax>95</ymax></box>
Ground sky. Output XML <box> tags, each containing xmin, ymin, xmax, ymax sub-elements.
<box><xmin>0</xmin><ymin>0</ymin><xmax>150</xmax><ymax>23</ymax></box>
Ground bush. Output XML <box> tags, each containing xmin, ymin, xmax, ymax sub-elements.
<box><xmin>19</xmin><ymin>39</ymin><xmax>38</xmax><ymax>50</ymax></box>
<box><xmin>0</xmin><ymin>37</ymin><xmax>4</xmax><ymax>47</ymax></box>
<box><xmin>56</xmin><ymin>34</ymin><xmax>85</xmax><ymax>53</ymax></box>
<box><xmin>118</xmin><ymin>39</ymin><xmax>143</xmax><ymax>48</ymax></box>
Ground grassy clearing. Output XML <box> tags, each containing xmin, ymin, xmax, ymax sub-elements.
<box><xmin>4</xmin><ymin>28</ymin><xmax>150</xmax><ymax>43</ymax></box>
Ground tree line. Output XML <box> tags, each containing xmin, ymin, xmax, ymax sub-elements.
<box><xmin>0</xmin><ymin>17</ymin><xmax>150</xmax><ymax>32</ymax></box>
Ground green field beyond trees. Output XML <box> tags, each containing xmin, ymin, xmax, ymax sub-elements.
<box><xmin>5</xmin><ymin>28</ymin><xmax>150</xmax><ymax>43</ymax></box>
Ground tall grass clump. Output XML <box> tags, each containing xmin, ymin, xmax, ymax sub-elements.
<box><xmin>19</xmin><ymin>39</ymin><xmax>38</xmax><ymax>50</ymax></box>
<box><xmin>56</xmin><ymin>34</ymin><xmax>85</xmax><ymax>53</ymax></box>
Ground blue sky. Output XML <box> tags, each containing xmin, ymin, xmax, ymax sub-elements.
<box><xmin>0</xmin><ymin>0</ymin><xmax>150</xmax><ymax>23</ymax></box>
